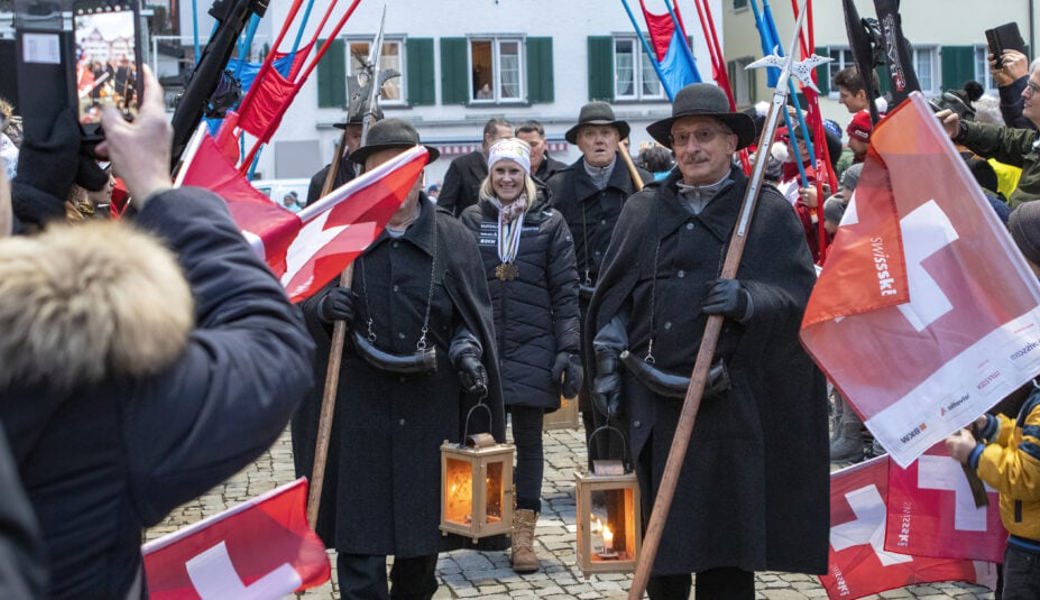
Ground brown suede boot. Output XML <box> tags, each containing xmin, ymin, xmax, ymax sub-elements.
<box><xmin>511</xmin><ymin>509</ymin><xmax>540</xmax><ymax>573</ymax></box>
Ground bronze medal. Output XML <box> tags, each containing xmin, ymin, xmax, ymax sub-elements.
<box><xmin>495</xmin><ymin>262</ymin><xmax>519</xmax><ymax>281</ymax></box>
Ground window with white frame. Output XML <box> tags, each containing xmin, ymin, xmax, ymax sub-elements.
<box><xmin>728</xmin><ymin>56</ymin><xmax>756</xmax><ymax>106</ymax></box>
<box><xmin>974</xmin><ymin>46</ymin><xmax>998</xmax><ymax>93</ymax></box>
<box><xmin>614</xmin><ymin>37</ymin><xmax>664</xmax><ymax>101</ymax></box>
<box><xmin>827</xmin><ymin>48</ymin><xmax>854</xmax><ymax>97</ymax></box>
<box><xmin>470</xmin><ymin>38</ymin><xmax>524</xmax><ymax>102</ymax></box>
<box><xmin>913</xmin><ymin>46</ymin><xmax>939</xmax><ymax>94</ymax></box>
<box><xmin>347</xmin><ymin>39</ymin><xmax>405</xmax><ymax>104</ymax></box>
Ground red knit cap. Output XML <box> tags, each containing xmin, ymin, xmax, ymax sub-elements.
<box><xmin>846</xmin><ymin>110</ymin><xmax>872</xmax><ymax>142</ymax></box>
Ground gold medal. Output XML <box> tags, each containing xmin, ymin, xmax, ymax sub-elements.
<box><xmin>495</xmin><ymin>262</ymin><xmax>519</xmax><ymax>281</ymax></box>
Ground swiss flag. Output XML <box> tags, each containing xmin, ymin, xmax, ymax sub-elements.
<box><xmin>885</xmin><ymin>443</ymin><xmax>1006</xmax><ymax>563</ymax></box>
<box><xmin>142</xmin><ymin>478</ymin><xmax>330</xmax><ymax>599</ymax></box>
<box><xmin>800</xmin><ymin>93</ymin><xmax>1040</xmax><ymax>467</ymax></box>
<box><xmin>820</xmin><ymin>457</ymin><xmax>997</xmax><ymax>599</ymax></box>
<box><xmin>179</xmin><ymin>132</ymin><xmax>426</xmax><ymax>303</ymax></box>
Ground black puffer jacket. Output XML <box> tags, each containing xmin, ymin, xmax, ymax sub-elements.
<box><xmin>460</xmin><ymin>195</ymin><xmax>580</xmax><ymax>410</ymax></box>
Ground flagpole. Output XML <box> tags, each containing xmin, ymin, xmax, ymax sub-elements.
<box><xmin>626</xmin><ymin>3</ymin><xmax>810</xmax><ymax>597</ymax></box>
<box><xmin>306</xmin><ymin>0</ymin><xmax>391</xmax><ymax>529</ymax></box>
<box><xmin>620</xmin><ymin>0</ymin><xmax>677</xmax><ymax>101</ymax></box>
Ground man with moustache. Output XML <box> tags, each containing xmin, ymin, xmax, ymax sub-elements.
<box><xmin>548</xmin><ymin>102</ymin><xmax>649</xmax><ymax>454</ymax></box>
<box><xmin>940</xmin><ymin>58</ymin><xmax>1040</xmax><ymax>207</ymax></box>
<box><xmin>586</xmin><ymin>83</ymin><xmax>829</xmax><ymax>599</ymax></box>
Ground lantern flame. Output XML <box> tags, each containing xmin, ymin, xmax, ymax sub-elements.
<box><xmin>603</xmin><ymin>523</ymin><xmax>614</xmax><ymax>551</ymax></box>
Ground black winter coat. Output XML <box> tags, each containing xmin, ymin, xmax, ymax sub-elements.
<box><xmin>459</xmin><ymin>195</ymin><xmax>580</xmax><ymax>410</ymax></box>
<box><xmin>0</xmin><ymin>426</ymin><xmax>45</xmax><ymax>599</ymax></box>
<box><xmin>586</xmin><ymin>167</ymin><xmax>830</xmax><ymax>576</ymax></box>
<box><xmin>0</xmin><ymin>189</ymin><xmax>315</xmax><ymax>598</ymax></box>
<box><xmin>547</xmin><ymin>154</ymin><xmax>650</xmax><ymax>288</ymax></box>
<box><xmin>293</xmin><ymin>197</ymin><xmax>507</xmax><ymax>557</ymax></box>
<box><xmin>307</xmin><ymin>155</ymin><xmax>356</xmax><ymax>205</ymax></box>
<box><xmin>536</xmin><ymin>155</ymin><xmax>567</xmax><ymax>183</ymax></box>
<box><xmin>438</xmin><ymin>150</ymin><xmax>486</xmax><ymax>217</ymax></box>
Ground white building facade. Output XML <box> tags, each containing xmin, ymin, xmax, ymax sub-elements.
<box><xmin>178</xmin><ymin>0</ymin><xmax>724</xmax><ymax>184</ymax></box>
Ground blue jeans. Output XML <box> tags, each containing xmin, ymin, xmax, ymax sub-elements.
<box><xmin>1003</xmin><ymin>544</ymin><xmax>1040</xmax><ymax>600</ymax></box>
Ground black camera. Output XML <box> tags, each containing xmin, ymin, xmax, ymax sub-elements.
<box><xmin>928</xmin><ymin>81</ymin><xmax>984</xmax><ymax>121</ymax></box>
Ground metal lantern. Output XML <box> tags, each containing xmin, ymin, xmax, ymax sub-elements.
<box><xmin>575</xmin><ymin>426</ymin><xmax>642</xmax><ymax>575</ymax></box>
<box><xmin>543</xmin><ymin>393</ymin><xmax>580</xmax><ymax>430</ymax></box>
<box><xmin>439</xmin><ymin>403</ymin><xmax>515</xmax><ymax>542</ymax></box>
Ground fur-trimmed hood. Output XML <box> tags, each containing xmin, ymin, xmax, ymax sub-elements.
<box><xmin>0</xmin><ymin>220</ymin><xmax>193</xmax><ymax>390</ymax></box>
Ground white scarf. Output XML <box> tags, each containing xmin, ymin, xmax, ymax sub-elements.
<box><xmin>489</xmin><ymin>194</ymin><xmax>529</xmax><ymax>264</ymax></box>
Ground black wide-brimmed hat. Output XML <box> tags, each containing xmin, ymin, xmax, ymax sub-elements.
<box><xmin>564</xmin><ymin>102</ymin><xmax>631</xmax><ymax>144</ymax></box>
<box><xmin>647</xmin><ymin>83</ymin><xmax>757</xmax><ymax>150</ymax></box>
<box><xmin>348</xmin><ymin>118</ymin><xmax>440</xmax><ymax>165</ymax></box>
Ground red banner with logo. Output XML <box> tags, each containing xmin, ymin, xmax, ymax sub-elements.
<box><xmin>885</xmin><ymin>443</ymin><xmax>1006</xmax><ymax>563</ymax></box>
<box><xmin>820</xmin><ymin>457</ymin><xmax>997</xmax><ymax>599</ymax></box>
<box><xmin>801</xmin><ymin>93</ymin><xmax>1040</xmax><ymax>467</ymax></box>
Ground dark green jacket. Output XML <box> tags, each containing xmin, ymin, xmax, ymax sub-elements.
<box><xmin>960</xmin><ymin>121</ymin><xmax>1040</xmax><ymax>207</ymax></box>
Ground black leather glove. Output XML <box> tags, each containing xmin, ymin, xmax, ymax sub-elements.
<box><xmin>317</xmin><ymin>287</ymin><xmax>358</xmax><ymax>325</ymax></box>
<box><xmin>592</xmin><ymin>352</ymin><xmax>621</xmax><ymax>419</ymax></box>
<box><xmin>13</xmin><ymin>109</ymin><xmax>106</xmax><ymax>227</ymax></box>
<box><xmin>457</xmin><ymin>354</ymin><xmax>488</xmax><ymax>397</ymax></box>
<box><xmin>552</xmin><ymin>352</ymin><xmax>584</xmax><ymax>399</ymax></box>
<box><xmin>701</xmin><ymin>278</ymin><xmax>752</xmax><ymax>322</ymax></box>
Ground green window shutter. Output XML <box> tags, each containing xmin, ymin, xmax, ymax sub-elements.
<box><xmin>526</xmin><ymin>37</ymin><xmax>554</xmax><ymax>104</ymax></box>
<box><xmin>815</xmin><ymin>46</ymin><xmax>830</xmax><ymax>95</ymax></box>
<box><xmin>406</xmin><ymin>38</ymin><xmax>435</xmax><ymax>106</ymax></box>
<box><xmin>440</xmin><ymin>37</ymin><xmax>469</xmax><ymax>105</ymax></box>
<box><xmin>941</xmin><ymin>45</ymin><xmax>975</xmax><ymax>90</ymax></box>
<box><xmin>316</xmin><ymin>38</ymin><xmax>346</xmax><ymax>108</ymax></box>
<box><xmin>587</xmin><ymin>36</ymin><xmax>614</xmax><ymax>102</ymax></box>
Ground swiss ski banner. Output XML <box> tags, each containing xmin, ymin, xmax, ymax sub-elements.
<box><xmin>885</xmin><ymin>444</ymin><xmax>1006</xmax><ymax>563</ymax></box>
<box><xmin>179</xmin><ymin>132</ymin><xmax>426</xmax><ymax>303</ymax></box>
<box><xmin>820</xmin><ymin>456</ymin><xmax>997</xmax><ymax>599</ymax></box>
<box><xmin>800</xmin><ymin>93</ymin><xmax>1040</xmax><ymax>467</ymax></box>
<box><xmin>143</xmin><ymin>478</ymin><xmax>330</xmax><ymax>599</ymax></box>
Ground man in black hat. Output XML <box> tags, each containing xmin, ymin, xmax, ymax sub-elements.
<box><xmin>586</xmin><ymin>83</ymin><xmax>829</xmax><ymax>600</ymax></box>
<box><xmin>291</xmin><ymin>118</ymin><xmax>507</xmax><ymax>599</ymax></box>
<box><xmin>547</xmin><ymin>102</ymin><xmax>650</xmax><ymax>454</ymax></box>
<box><xmin>306</xmin><ymin>106</ymin><xmax>384</xmax><ymax>206</ymax></box>
<box><xmin>437</xmin><ymin>117</ymin><xmax>513</xmax><ymax>216</ymax></box>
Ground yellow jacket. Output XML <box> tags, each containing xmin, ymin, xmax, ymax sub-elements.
<box><xmin>971</xmin><ymin>390</ymin><xmax>1040</xmax><ymax>546</ymax></box>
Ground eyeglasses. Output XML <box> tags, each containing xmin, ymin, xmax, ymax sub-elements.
<box><xmin>671</xmin><ymin>128</ymin><xmax>729</xmax><ymax>147</ymax></box>
<box><xmin>1025</xmin><ymin>80</ymin><xmax>1040</xmax><ymax>95</ymax></box>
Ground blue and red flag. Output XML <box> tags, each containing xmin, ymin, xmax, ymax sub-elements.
<box><xmin>639</xmin><ymin>0</ymin><xmax>701</xmax><ymax>96</ymax></box>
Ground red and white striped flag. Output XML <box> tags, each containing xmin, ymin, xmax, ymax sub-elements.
<box><xmin>179</xmin><ymin>132</ymin><xmax>427</xmax><ymax>302</ymax></box>
<box><xmin>143</xmin><ymin>478</ymin><xmax>330</xmax><ymax>599</ymax></box>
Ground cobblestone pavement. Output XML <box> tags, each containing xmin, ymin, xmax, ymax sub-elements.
<box><xmin>146</xmin><ymin>425</ymin><xmax>994</xmax><ymax>599</ymax></box>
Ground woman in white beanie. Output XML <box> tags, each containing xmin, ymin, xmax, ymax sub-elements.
<box><xmin>459</xmin><ymin>138</ymin><xmax>582</xmax><ymax>573</ymax></box>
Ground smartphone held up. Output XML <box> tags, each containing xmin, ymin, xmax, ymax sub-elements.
<box><xmin>73</xmin><ymin>1</ymin><xmax>142</xmax><ymax>134</ymax></box>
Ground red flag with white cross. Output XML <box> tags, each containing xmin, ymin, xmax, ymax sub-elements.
<box><xmin>885</xmin><ymin>443</ymin><xmax>1006</xmax><ymax>563</ymax></box>
<box><xmin>178</xmin><ymin>131</ymin><xmax>425</xmax><ymax>303</ymax></box>
<box><xmin>142</xmin><ymin>478</ymin><xmax>330</xmax><ymax>599</ymax></box>
<box><xmin>800</xmin><ymin>92</ymin><xmax>1040</xmax><ymax>467</ymax></box>
<box><xmin>819</xmin><ymin>456</ymin><xmax>997</xmax><ymax>599</ymax></box>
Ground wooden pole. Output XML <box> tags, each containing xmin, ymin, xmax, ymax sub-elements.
<box><xmin>618</xmin><ymin>140</ymin><xmax>645</xmax><ymax>192</ymax></box>
<box><xmin>627</xmin><ymin>3</ymin><xmax>810</xmax><ymax>596</ymax></box>
<box><xmin>305</xmin><ymin>124</ymin><xmax>352</xmax><ymax>528</ymax></box>
<box><xmin>305</xmin><ymin>2</ymin><xmax>391</xmax><ymax>527</ymax></box>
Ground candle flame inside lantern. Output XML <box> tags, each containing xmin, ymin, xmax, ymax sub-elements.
<box><xmin>602</xmin><ymin>523</ymin><xmax>614</xmax><ymax>550</ymax></box>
